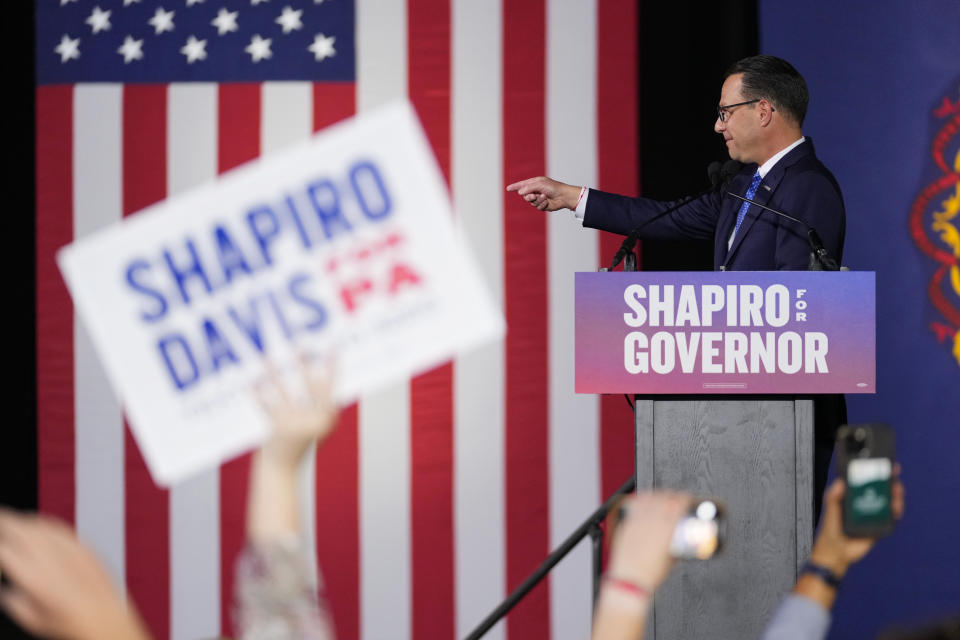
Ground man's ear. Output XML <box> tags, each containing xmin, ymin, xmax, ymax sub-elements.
<box><xmin>758</xmin><ymin>99</ymin><xmax>775</xmax><ymax>127</ymax></box>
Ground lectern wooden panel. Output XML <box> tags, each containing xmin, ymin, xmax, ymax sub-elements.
<box><xmin>635</xmin><ymin>397</ymin><xmax>813</xmax><ymax>640</ymax></box>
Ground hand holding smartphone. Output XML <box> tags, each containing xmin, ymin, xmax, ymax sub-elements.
<box><xmin>618</xmin><ymin>497</ymin><xmax>725</xmax><ymax>561</ymax></box>
<box><xmin>836</xmin><ymin>422</ymin><xmax>897</xmax><ymax>538</ymax></box>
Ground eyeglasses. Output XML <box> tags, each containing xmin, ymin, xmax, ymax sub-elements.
<box><xmin>716</xmin><ymin>98</ymin><xmax>770</xmax><ymax>122</ymax></box>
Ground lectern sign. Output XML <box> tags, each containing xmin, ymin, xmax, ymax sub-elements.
<box><xmin>575</xmin><ymin>271</ymin><xmax>875</xmax><ymax>394</ymax></box>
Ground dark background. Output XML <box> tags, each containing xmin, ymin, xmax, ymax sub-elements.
<box><xmin>638</xmin><ymin>0</ymin><xmax>756</xmax><ymax>272</ymax></box>
<box><xmin>7</xmin><ymin>7</ymin><xmax>38</xmax><ymax>510</ymax></box>
<box><xmin>5</xmin><ymin>3</ymin><xmax>38</xmax><ymax>638</ymax></box>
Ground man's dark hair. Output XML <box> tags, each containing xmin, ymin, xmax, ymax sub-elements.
<box><xmin>725</xmin><ymin>55</ymin><xmax>809</xmax><ymax>126</ymax></box>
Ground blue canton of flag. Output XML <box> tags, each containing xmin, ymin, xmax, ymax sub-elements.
<box><xmin>36</xmin><ymin>0</ymin><xmax>355</xmax><ymax>84</ymax></box>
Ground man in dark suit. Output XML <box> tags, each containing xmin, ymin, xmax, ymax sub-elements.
<box><xmin>507</xmin><ymin>55</ymin><xmax>845</xmax><ymax>521</ymax></box>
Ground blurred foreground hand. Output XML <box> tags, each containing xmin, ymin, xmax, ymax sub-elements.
<box><xmin>0</xmin><ymin>509</ymin><xmax>151</xmax><ymax>640</ymax></box>
<box><xmin>248</xmin><ymin>354</ymin><xmax>340</xmax><ymax>543</ymax></box>
<box><xmin>591</xmin><ymin>491</ymin><xmax>692</xmax><ymax>640</ymax></box>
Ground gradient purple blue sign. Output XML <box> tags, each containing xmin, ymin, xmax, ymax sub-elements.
<box><xmin>575</xmin><ymin>272</ymin><xmax>875</xmax><ymax>394</ymax></box>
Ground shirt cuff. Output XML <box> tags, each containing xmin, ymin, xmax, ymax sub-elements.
<box><xmin>573</xmin><ymin>187</ymin><xmax>589</xmax><ymax>223</ymax></box>
<box><xmin>759</xmin><ymin>594</ymin><xmax>831</xmax><ymax>640</ymax></box>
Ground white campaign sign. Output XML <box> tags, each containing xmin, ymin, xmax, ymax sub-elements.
<box><xmin>58</xmin><ymin>101</ymin><xmax>505</xmax><ymax>486</ymax></box>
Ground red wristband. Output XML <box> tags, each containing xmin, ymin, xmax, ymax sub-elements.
<box><xmin>604</xmin><ymin>576</ymin><xmax>651</xmax><ymax>600</ymax></box>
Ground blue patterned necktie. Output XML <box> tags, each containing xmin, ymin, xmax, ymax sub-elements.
<box><xmin>731</xmin><ymin>171</ymin><xmax>763</xmax><ymax>241</ymax></box>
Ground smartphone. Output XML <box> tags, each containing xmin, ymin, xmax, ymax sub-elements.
<box><xmin>836</xmin><ymin>423</ymin><xmax>896</xmax><ymax>537</ymax></box>
<box><xmin>669</xmin><ymin>498</ymin><xmax>725</xmax><ymax>560</ymax></box>
<box><xmin>616</xmin><ymin>497</ymin><xmax>725</xmax><ymax>560</ymax></box>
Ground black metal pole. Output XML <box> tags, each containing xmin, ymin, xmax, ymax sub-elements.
<box><xmin>589</xmin><ymin>522</ymin><xmax>604</xmax><ymax>619</ymax></box>
<box><xmin>464</xmin><ymin>476</ymin><xmax>636</xmax><ymax>640</ymax></box>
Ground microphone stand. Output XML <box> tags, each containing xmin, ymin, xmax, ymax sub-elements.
<box><xmin>726</xmin><ymin>192</ymin><xmax>840</xmax><ymax>271</ymax></box>
<box><xmin>607</xmin><ymin>160</ymin><xmax>741</xmax><ymax>271</ymax></box>
<box><xmin>607</xmin><ymin>188</ymin><xmax>712</xmax><ymax>271</ymax></box>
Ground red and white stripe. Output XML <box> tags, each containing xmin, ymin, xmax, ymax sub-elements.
<box><xmin>35</xmin><ymin>1</ymin><xmax>637</xmax><ymax>638</ymax></box>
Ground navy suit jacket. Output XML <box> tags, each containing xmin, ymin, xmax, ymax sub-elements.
<box><xmin>583</xmin><ymin>138</ymin><xmax>845</xmax><ymax>271</ymax></box>
<box><xmin>583</xmin><ymin>138</ymin><xmax>847</xmax><ymax>521</ymax></box>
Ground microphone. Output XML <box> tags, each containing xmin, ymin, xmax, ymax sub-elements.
<box><xmin>707</xmin><ymin>161</ymin><xmax>722</xmax><ymax>187</ymax></box>
<box><xmin>607</xmin><ymin>160</ymin><xmax>743</xmax><ymax>271</ymax></box>
<box><xmin>724</xmin><ymin>192</ymin><xmax>840</xmax><ymax>271</ymax></box>
<box><xmin>719</xmin><ymin>160</ymin><xmax>742</xmax><ymax>186</ymax></box>
<box><xmin>709</xmin><ymin>160</ymin><xmax>742</xmax><ymax>188</ymax></box>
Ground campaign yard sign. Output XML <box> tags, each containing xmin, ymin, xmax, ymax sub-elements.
<box><xmin>58</xmin><ymin>102</ymin><xmax>505</xmax><ymax>486</ymax></box>
<box><xmin>575</xmin><ymin>271</ymin><xmax>875</xmax><ymax>394</ymax></box>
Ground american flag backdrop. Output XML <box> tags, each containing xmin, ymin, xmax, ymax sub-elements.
<box><xmin>34</xmin><ymin>1</ymin><xmax>638</xmax><ymax>638</ymax></box>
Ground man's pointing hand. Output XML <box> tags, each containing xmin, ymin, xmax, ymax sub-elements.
<box><xmin>506</xmin><ymin>176</ymin><xmax>582</xmax><ymax>212</ymax></box>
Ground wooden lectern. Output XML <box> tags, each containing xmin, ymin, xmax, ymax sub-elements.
<box><xmin>574</xmin><ymin>270</ymin><xmax>875</xmax><ymax>639</ymax></box>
